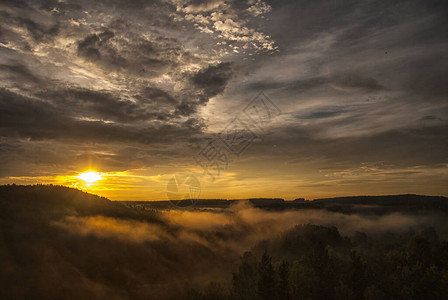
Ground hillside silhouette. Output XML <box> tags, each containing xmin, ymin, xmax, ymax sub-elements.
<box><xmin>0</xmin><ymin>185</ymin><xmax>233</xmax><ymax>299</ymax></box>
<box><xmin>0</xmin><ymin>184</ymin><xmax>161</xmax><ymax>222</ymax></box>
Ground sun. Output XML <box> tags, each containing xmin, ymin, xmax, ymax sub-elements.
<box><xmin>77</xmin><ymin>171</ymin><xmax>102</xmax><ymax>185</ymax></box>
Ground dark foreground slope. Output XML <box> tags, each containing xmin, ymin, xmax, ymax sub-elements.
<box><xmin>0</xmin><ymin>184</ymin><xmax>160</xmax><ymax>221</ymax></box>
<box><xmin>0</xmin><ymin>185</ymin><xmax>236</xmax><ymax>300</ymax></box>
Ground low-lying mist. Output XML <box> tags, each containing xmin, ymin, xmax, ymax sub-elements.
<box><xmin>56</xmin><ymin>200</ymin><xmax>446</xmax><ymax>254</ymax></box>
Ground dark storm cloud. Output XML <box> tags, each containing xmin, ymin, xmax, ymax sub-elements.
<box><xmin>329</xmin><ymin>73</ymin><xmax>384</xmax><ymax>92</ymax></box>
<box><xmin>399</xmin><ymin>53</ymin><xmax>448</xmax><ymax>98</ymax></box>
<box><xmin>40</xmin><ymin>87</ymin><xmax>172</xmax><ymax>123</ymax></box>
<box><xmin>228</xmin><ymin>0</ymin><xmax>448</xmax><ymax>193</ymax></box>
<box><xmin>17</xmin><ymin>16</ymin><xmax>60</xmax><ymax>42</ymax></box>
<box><xmin>77</xmin><ymin>33</ymin><xmax>104</xmax><ymax>60</ymax></box>
<box><xmin>236</xmin><ymin>0</ymin><xmax>448</xmax><ymax>166</ymax></box>
<box><xmin>192</xmin><ymin>62</ymin><xmax>233</xmax><ymax>98</ymax></box>
<box><xmin>243</xmin><ymin>0</ymin><xmax>447</xmax><ymax>98</ymax></box>
<box><xmin>266</xmin><ymin>0</ymin><xmax>448</xmax><ymax>48</ymax></box>
<box><xmin>39</xmin><ymin>0</ymin><xmax>83</xmax><ymax>14</ymax></box>
<box><xmin>0</xmin><ymin>88</ymin><xmax>204</xmax><ymax>144</ymax></box>
<box><xmin>0</xmin><ymin>0</ymin><xmax>236</xmax><ymax>121</ymax></box>
<box><xmin>0</xmin><ymin>5</ymin><xmax>60</xmax><ymax>43</ymax></box>
<box><xmin>173</xmin><ymin>62</ymin><xmax>233</xmax><ymax>116</ymax></box>
<box><xmin>259</xmin><ymin>123</ymin><xmax>448</xmax><ymax>168</ymax></box>
<box><xmin>0</xmin><ymin>61</ymin><xmax>41</xmax><ymax>83</ymax></box>
<box><xmin>75</xmin><ymin>29</ymin><xmax>176</xmax><ymax>75</ymax></box>
<box><xmin>0</xmin><ymin>0</ymin><xmax>249</xmax><ymax>176</ymax></box>
<box><xmin>138</xmin><ymin>87</ymin><xmax>177</xmax><ymax>106</ymax></box>
<box><xmin>248</xmin><ymin>73</ymin><xmax>384</xmax><ymax>94</ymax></box>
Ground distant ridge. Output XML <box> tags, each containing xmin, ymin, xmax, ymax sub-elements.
<box><xmin>2</xmin><ymin>185</ymin><xmax>447</xmax><ymax>213</ymax></box>
<box><xmin>121</xmin><ymin>193</ymin><xmax>448</xmax><ymax>213</ymax></box>
<box><xmin>313</xmin><ymin>194</ymin><xmax>448</xmax><ymax>204</ymax></box>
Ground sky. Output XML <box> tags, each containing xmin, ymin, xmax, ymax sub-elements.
<box><xmin>0</xmin><ymin>0</ymin><xmax>447</xmax><ymax>201</ymax></box>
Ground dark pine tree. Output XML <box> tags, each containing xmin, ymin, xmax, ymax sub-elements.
<box><xmin>232</xmin><ymin>252</ymin><xmax>257</xmax><ymax>300</ymax></box>
<box><xmin>277</xmin><ymin>260</ymin><xmax>291</xmax><ymax>300</ymax></box>
<box><xmin>349</xmin><ymin>251</ymin><xmax>366</xmax><ymax>300</ymax></box>
<box><xmin>258</xmin><ymin>252</ymin><xmax>278</xmax><ymax>300</ymax></box>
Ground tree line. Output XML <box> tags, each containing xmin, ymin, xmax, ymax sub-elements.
<box><xmin>187</xmin><ymin>224</ymin><xmax>448</xmax><ymax>300</ymax></box>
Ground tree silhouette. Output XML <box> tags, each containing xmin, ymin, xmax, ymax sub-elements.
<box><xmin>277</xmin><ymin>260</ymin><xmax>291</xmax><ymax>300</ymax></box>
<box><xmin>257</xmin><ymin>252</ymin><xmax>277</xmax><ymax>300</ymax></box>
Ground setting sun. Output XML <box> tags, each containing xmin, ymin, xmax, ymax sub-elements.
<box><xmin>77</xmin><ymin>171</ymin><xmax>102</xmax><ymax>185</ymax></box>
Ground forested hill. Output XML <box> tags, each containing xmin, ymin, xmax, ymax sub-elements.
<box><xmin>122</xmin><ymin>193</ymin><xmax>448</xmax><ymax>213</ymax></box>
<box><xmin>0</xmin><ymin>184</ymin><xmax>160</xmax><ymax>222</ymax></box>
<box><xmin>312</xmin><ymin>194</ymin><xmax>448</xmax><ymax>214</ymax></box>
<box><xmin>0</xmin><ymin>185</ymin><xmax>232</xmax><ymax>299</ymax></box>
<box><xmin>313</xmin><ymin>194</ymin><xmax>448</xmax><ymax>205</ymax></box>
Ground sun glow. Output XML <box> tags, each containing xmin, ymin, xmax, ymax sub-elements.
<box><xmin>77</xmin><ymin>171</ymin><xmax>102</xmax><ymax>185</ymax></box>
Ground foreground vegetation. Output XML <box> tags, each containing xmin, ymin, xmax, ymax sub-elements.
<box><xmin>189</xmin><ymin>224</ymin><xmax>448</xmax><ymax>300</ymax></box>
